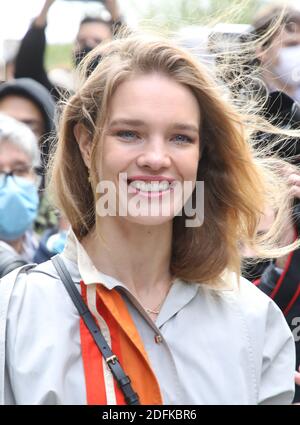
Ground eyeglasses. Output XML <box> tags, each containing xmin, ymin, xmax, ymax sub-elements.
<box><xmin>0</xmin><ymin>166</ymin><xmax>43</xmax><ymax>189</ymax></box>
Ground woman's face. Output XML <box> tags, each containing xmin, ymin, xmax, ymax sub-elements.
<box><xmin>97</xmin><ymin>73</ymin><xmax>201</xmax><ymax>226</ymax></box>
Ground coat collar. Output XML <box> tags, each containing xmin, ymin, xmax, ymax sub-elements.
<box><xmin>62</xmin><ymin>228</ymin><xmax>237</xmax><ymax>295</ymax></box>
<box><xmin>62</xmin><ymin>228</ymin><xmax>125</xmax><ymax>290</ymax></box>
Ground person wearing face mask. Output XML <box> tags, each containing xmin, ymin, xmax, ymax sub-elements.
<box><xmin>0</xmin><ymin>77</ymin><xmax>60</xmax><ymax>235</ymax></box>
<box><xmin>253</xmin><ymin>5</ymin><xmax>300</xmax><ymax>103</ymax></box>
<box><xmin>0</xmin><ymin>113</ymin><xmax>40</xmax><ymax>278</ymax></box>
<box><xmin>13</xmin><ymin>0</ymin><xmax>123</xmax><ymax>100</ymax></box>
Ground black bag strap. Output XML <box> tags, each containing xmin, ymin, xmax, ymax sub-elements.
<box><xmin>51</xmin><ymin>255</ymin><xmax>140</xmax><ymax>405</ymax></box>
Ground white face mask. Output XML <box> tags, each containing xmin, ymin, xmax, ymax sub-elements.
<box><xmin>273</xmin><ymin>45</ymin><xmax>300</xmax><ymax>87</ymax></box>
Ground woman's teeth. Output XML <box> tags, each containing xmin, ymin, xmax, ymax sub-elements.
<box><xmin>129</xmin><ymin>180</ymin><xmax>170</xmax><ymax>192</ymax></box>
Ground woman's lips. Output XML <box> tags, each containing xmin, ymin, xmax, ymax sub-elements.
<box><xmin>127</xmin><ymin>177</ymin><xmax>178</xmax><ymax>198</ymax></box>
<box><xmin>127</xmin><ymin>175</ymin><xmax>175</xmax><ymax>183</ymax></box>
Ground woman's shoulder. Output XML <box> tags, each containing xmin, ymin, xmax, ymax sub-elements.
<box><xmin>199</xmin><ymin>270</ymin><xmax>289</xmax><ymax>327</ymax></box>
<box><xmin>0</xmin><ymin>261</ymin><xmax>58</xmax><ymax>317</ymax></box>
<box><xmin>0</xmin><ymin>256</ymin><xmax>79</xmax><ymax>318</ymax></box>
<box><xmin>236</xmin><ymin>274</ymin><xmax>283</xmax><ymax>318</ymax></box>
<box><xmin>224</xmin><ymin>273</ymin><xmax>293</xmax><ymax>345</ymax></box>
<box><xmin>197</xmin><ymin>272</ymin><xmax>294</xmax><ymax>368</ymax></box>
<box><xmin>1</xmin><ymin>259</ymin><xmax>59</xmax><ymax>291</ymax></box>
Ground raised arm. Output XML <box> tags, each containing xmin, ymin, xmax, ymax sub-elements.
<box><xmin>14</xmin><ymin>0</ymin><xmax>56</xmax><ymax>93</ymax></box>
<box><xmin>105</xmin><ymin>0</ymin><xmax>121</xmax><ymax>22</ymax></box>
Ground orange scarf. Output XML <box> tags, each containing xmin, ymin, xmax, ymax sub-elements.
<box><xmin>79</xmin><ymin>281</ymin><xmax>163</xmax><ymax>405</ymax></box>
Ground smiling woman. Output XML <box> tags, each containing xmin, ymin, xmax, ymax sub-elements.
<box><xmin>85</xmin><ymin>73</ymin><xmax>201</xmax><ymax>226</ymax></box>
<box><xmin>0</xmin><ymin>32</ymin><xmax>298</xmax><ymax>405</ymax></box>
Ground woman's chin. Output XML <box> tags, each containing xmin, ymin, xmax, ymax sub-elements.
<box><xmin>123</xmin><ymin>214</ymin><xmax>175</xmax><ymax>226</ymax></box>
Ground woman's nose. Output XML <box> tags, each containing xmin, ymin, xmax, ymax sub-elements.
<box><xmin>136</xmin><ymin>138</ymin><xmax>171</xmax><ymax>170</ymax></box>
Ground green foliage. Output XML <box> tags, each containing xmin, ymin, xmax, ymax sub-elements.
<box><xmin>45</xmin><ymin>43</ymin><xmax>73</xmax><ymax>71</ymax></box>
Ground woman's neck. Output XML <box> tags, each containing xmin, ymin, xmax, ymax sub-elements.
<box><xmin>81</xmin><ymin>216</ymin><xmax>173</xmax><ymax>299</ymax></box>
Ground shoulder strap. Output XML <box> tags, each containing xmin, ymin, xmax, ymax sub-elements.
<box><xmin>51</xmin><ymin>255</ymin><xmax>140</xmax><ymax>406</ymax></box>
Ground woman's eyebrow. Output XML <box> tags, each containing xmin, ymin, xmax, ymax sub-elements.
<box><xmin>108</xmin><ymin>119</ymin><xmax>199</xmax><ymax>133</ymax></box>
<box><xmin>171</xmin><ymin>123</ymin><xmax>199</xmax><ymax>134</ymax></box>
<box><xmin>108</xmin><ymin>118</ymin><xmax>146</xmax><ymax>128</ymax></box>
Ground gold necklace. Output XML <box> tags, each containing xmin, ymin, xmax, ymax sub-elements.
<box><xmin>145</xmin><ymin>300</ymin><xmax>164</xmax><ymax>315</ymax></box>
<box><xmin>144</xmin><ymin>286</ymin><xmax>172</xmax><ymax>315</ymax></box>
<box><xmin>141</xmin><ymin>278</ymin><xmax>173</xmax><ymax>316</ymax></box>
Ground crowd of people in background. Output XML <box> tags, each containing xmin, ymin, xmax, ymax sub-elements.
<box><xmin>1</xmin><ymin>0</ymin><xmax>300</xmax><ymax>405</ymax></box>
<box><xmin>0</xmin><ymin>0</ymin><xmax>123</xmax><ymax>275</ymax></box>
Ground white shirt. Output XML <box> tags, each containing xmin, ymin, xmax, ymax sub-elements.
<box><xmin>0</xmin><ymin>230</ymin><xmax>296</xmax><ymax>404</ymax></box>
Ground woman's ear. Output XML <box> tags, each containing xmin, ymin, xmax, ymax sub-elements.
<box><xmin>74</xmin><ymin>123</ymin><xmax>92</xmax><ymax>169</ymax></box>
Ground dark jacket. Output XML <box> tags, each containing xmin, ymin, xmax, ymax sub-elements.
<box><xmin>255</xmin><ymin>204</ymin><xmax>300</xmax><ymax>402</ymax></box>
<box><xmin>33</xmin><ymin>227</ymin><xmax>57</xmax><ymax>264</ymax></box>
<box><xmin>257</xmin><ymin>91</ymin><xmax>300</xmax><ymax>164</ymax></box>
<box><xmin>14</xmin><ymin>24</ymin><xmax>60</xmax><ymax>100</ymax></box>
<box><xmin>245</xmin><ymin>92</ymin><xmax>300</xmax><ymax>402</ymax></box>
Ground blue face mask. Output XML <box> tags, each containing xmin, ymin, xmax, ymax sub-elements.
<box><xmin>0</xmin><ymin>175</ymin><xmax>39</xmax><ymax>241</ymax></box>
<box><xmin>46</xmin><ymin>230</ymin><xmax>68</xmax><ymax>254</ymax></box>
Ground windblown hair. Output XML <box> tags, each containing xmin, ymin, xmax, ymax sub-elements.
<box><xmin>48</xmin><ymin>32</ymin><xmax>299</xmax><ymax>285</ymax></box>
<box><xmin>252</xmin><ymin>4</ymin><xmax>300</xmax><ymax>40</ymax></box>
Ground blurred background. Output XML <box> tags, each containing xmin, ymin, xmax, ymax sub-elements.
<box><xmin>0</xmin><ymin>0</ymin><xmax>299</xmax><ymax>75</ymax></box>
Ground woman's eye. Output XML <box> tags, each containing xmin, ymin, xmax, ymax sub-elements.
<box><xmin>116</xmin><ymin>130</ymin><xmax>139</xmax><ymax>141</ymax></box>
<box><xmin>172</xmin><ymin>134</ymin><xmax>193</xmax><ymax>144</ymax></box>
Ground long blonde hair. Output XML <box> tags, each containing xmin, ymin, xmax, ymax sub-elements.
<box><xmin>48</xmin><ymin>32</ymin><xmax>299</xmax><ymax>284</ymax></box>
